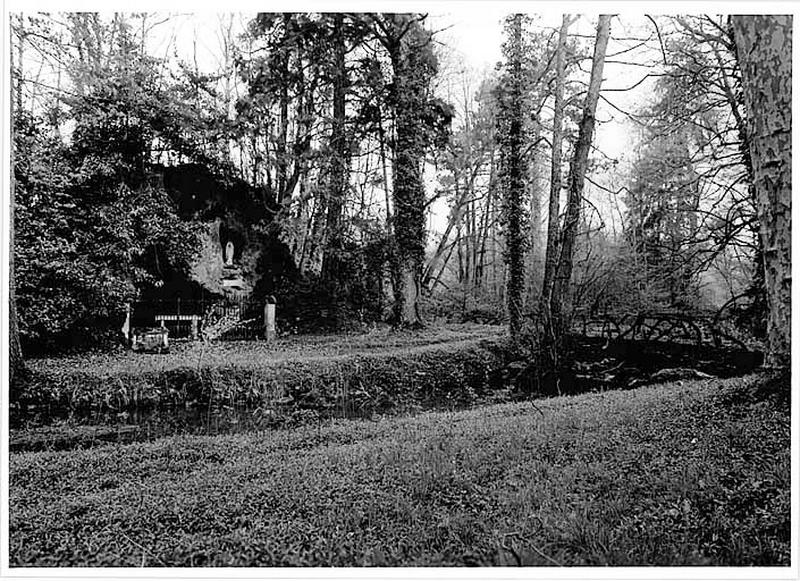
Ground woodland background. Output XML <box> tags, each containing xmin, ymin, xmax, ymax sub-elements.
<box><xmin>7</xmin><ymin>12</ymin><xmax>790</xmax><ymax>371</ymax></box>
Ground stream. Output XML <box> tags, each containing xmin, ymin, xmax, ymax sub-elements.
<box><xmin>10</xmin><ymin>337</ymin><xmax>763</xmax><ymax>453</ymax></box>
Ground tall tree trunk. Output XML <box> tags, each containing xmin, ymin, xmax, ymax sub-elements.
<box><xmin>321</xmin><ymin>14</ymin><xmax>350</xmax><ymax>285</ymax></box>
<box><xmin>540</xmin><ymin>14</ymin><xmax>571</xmax><ymax>311</ymax></box>
<box><xmin>465</xmin><ymin>195</ymin><xmax>473</xmax><ymax>289</ymax></box>
<box><xmin>9</xmin><ymin>180</ymin><xmax>25</xmax><ymax>389</ymax></box>
<box><xmin>527</xmin><ymin>119</ymin><xmax>543</xmax><ymax>301</ymax></box>
<box><xmin>731</xmin><ymin>15</ymin><xmax>792</xmax><ymax>368</ymax></box>
<box><xmin>457</xmin><ymin>222</ymin><xmax>465</xmax><ymax>284</ymax></box>
<box><xmin>9</xmin><ymin>43</ymin><xmax>26</xmax><ymax>387</ymax></box>
<box><xmin>476</xmin><ymin>185</ymin><xmax>492</xmax><ymax>289</ymax></box>
<box><xmin>498</xmin><ymin>14</ymin><xmax>529</xmax><ymax>343</ymax></box>
<box><xmin>14</xmin><ymin>15</ymin><xmax>24</xmax><ymax>114</ymax></box>
<box><xmin>376</xmin><ymin>99</ymin><xmax>397</xmax><ymax>305</ymax></box>
<box><xmin>377</xmin><ymin>100</ymin><xmax>393</xmax><ymax>230</ymax></box>
<box><xmin>549</xmin><ymin>14</ymin><xmax>611</xmax><ymax>331</ymax></box>
<box><xmin>387</xmin><ymin>17</ymin><xmax>430</xmax><ymax>328</ymax></box>
<box><xmin>488</xmin><ymin>153</ymin><xmax>500</xmax><ymax>298</ymax></box>
<box><xmin>277</xmin><ymin>14</ymin><xmax>291</xmax><ymax>205</ymax></box>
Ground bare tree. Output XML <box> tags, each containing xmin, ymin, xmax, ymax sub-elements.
<box><xmin>549</xmin><ymin>14</ymin><xmax>612</xmax><ymax>330</ymax></box>
<box><xmin>540</xmin><ymin>14</ymin><xmax>573</xmax><ymax>311</ymax></box>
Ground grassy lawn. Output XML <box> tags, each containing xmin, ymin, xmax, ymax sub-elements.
<box><xmin>9</xmin><ymin>373</ymin><xmax>790</xmax><ymax>567</ymax></box>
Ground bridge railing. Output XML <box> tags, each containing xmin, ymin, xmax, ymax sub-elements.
<box><xmin>570</xmin><ymin>310</ymin><xmax>756</xmax><ymax>350</ymax></box>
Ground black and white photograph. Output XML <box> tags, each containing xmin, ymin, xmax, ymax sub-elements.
<box><xmin>1</xmin><ymin>1</ymin><xmax>795</xmax><ymax>575</ymax></box>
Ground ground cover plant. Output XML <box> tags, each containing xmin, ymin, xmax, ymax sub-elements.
<box><xmin>13</xmin><ymin>324</ymin><xmax>506</xmax><ymax>414</ymax></box>
<box><xmin>9</xmin><ymin>372</ymin><xmax>790</xmax><ymax>567</ymax></box>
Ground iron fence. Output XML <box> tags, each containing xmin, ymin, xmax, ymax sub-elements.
<box><xmin>131</xmin><ymin>297</ymin><xmax>264</xmax><ymax>341</ymax></box>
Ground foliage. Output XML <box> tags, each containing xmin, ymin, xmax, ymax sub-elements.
<box><xmin>8</xmin><ymin>11</ymin><xmax>774</xmax><ymax>363</ymax></box>
<box><xmin>233</xmin><ymin>13</ymin><xmax>452</xmax><ymax>328</ymax></box>
<box><xmin>422</xmin><ymin>284</ymin><xmax>506</xmax><ymax>325</ymax></box>
<box><xmin>12</xmin><ymin>15</ymin><xmax>208</xmax><ymax>353</ymax></box>
<box><xmin>624</xmin><ymin>133</ymin><xmax>705</xmax><ymax>310</ymax></box>
<box><xmin>13</xmin><ymin>112</ymin><xmax>201</xmax><ymax>352</ymax></box>
<box><xmin>281</xmin><ymin>234</ymin><xmax>390</xmax><ymax>331</ymax></box>
<box><xmin>423</xmin><ymin>76</ymin><xmax>501</xmax><ymax>319</ymax></box>
<box><xmin>9</xmin><ymin>373</ymin><xmax>789</xmax><ymax>566</ymax></box>
<box><xmin>235</xmin><ymin>13</ymin><xmax>334</xmax><ymax>202</ymax></box>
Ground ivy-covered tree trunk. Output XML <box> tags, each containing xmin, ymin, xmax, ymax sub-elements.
<box><xmin>732</xmin><ymin>15</ymin><xmax>792</xmax><ymax>368</ymax></box>
<box><xmin>388</xmin><ymin>17</ymin><xmax>431</xmax><ymax>328</ymax></box>
<box><xmin>276</xmin><ymin>13</ymin><xmax>292</xmax><ymax>205</ymax></box>
<box><xmin>549</xmin><ymin>14</ymin><xmax>611</xmax><ymax>331</ymax></box>
<box><xmin>391</xmin><ymin>75</ymin><xmax>426</xmax><ymax>326</ymax></box>
<box><xmin>497</xmin><ymin>14</ymin><xmax>529</xmax><ymax>342</ymax></box>
<box><xmin>9</xmin><ymin>34</ymin><xmax>26</xmax><ymax>387</ymax></box>
<box><xmin>540</xmin><ymin>14</ymin><xmax>571</xmax><ymax>311</ymax></box>
<box><xmin>10</xmin><ymin>148</ymin><xmax>26</xmax><ymax>388</ymax></box>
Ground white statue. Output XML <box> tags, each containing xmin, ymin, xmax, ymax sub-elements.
<box><xmin>225</xmin><ymin>241</ymin><xmax>234</xmax><ymax>266</ymax></box>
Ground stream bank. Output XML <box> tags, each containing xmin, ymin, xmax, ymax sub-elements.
<box><xmin>10</xmin><ymin>335</ymin><xmax>762</xmax><ymax>453</ymax></box>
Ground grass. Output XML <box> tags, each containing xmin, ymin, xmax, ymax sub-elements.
<box><xmin>25</xmin><ymin>323</ymin><xmax>504</xmax><ymax>376</ymax></box>
<box><xmin>14</xmin><ymin>324</ymin><xmax>507</xmax><ymax>412</ymax></box>
<box><xmin>9</xmin><ymin>372</ymin><xmax>790</xmax><ymax>567</ymax></box>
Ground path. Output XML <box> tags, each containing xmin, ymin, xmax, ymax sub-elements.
<box><xmin>26</xmin><ymin>323</ymin><xmax>506</xmax><ymax>378</ymax></box>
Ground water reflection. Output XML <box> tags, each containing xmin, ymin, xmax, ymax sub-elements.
<box><xmin>9</xmin><ymin>399</ymin><xmax>474</xmax><ymax>453</ymax></box>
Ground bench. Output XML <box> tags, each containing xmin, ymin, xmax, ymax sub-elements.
<box><xmin>155</xmin><ymin>314</ymin><xmax>202</xmax><ymax>339</ymax></box>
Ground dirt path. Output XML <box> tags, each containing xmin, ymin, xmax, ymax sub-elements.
<box><xmin>239</xmin><ymin>334</ymin><xmax>506</xmax><ymax>365</ymax></box>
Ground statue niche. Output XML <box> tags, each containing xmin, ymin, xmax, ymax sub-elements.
<box><xmin>224</xmin><ymin>241</ymin><xmax>235</xmax><ymax>266</ymax></box>
<box><xmin>220</xmin><ymin>238</ymin><xmax>246</xmax><ymax>294</ymax></box>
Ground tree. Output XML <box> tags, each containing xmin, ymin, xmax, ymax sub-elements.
<box><xmin>237</xmin><ymin>13</ymin><xmax>324</xmax><ymax>206</ymax></box>
<box><xmin>625</xmin><ymin>130</ymin><xmax>703</xmax><ymax>310</ymax></box>
<box><xmin>625</xmin><ymin>17</ymin><xmax>765</xmax><ymax>332</ymax></box>
<box><xmin>368</xmin><ymin>14</ymin><xmax>450</xmax><ymax>327</ymax></box>
<box><xmin>237</xmin><ymin>13</ymin><xmax>411</xmax><ymax>327</ymax></box>
<box><xmin>9</xmin><ymin>114</ymin><xmax>26</xmax><ymax>387</ymax></box>
<box><xmin>496</xmin><ymin>14</ymin><xmax>530</xmax><ymax>342</ymax></box>
<box><xmin>8</xmin><ymin>213</ymin><xmax>25</xmax><ymax>386</ymax></box>
<box><xmin>9</xmin><ymin>15</ymin><xmax>26</xmax><ymax>384</ymax></box>
<box><xmin>424</xmin><ymin>76</ymin><xmax>500</xmax><ymax>310</ymax></box>
<box><xmin>549</xmin><ymin>14</ymin><xmax>612</xmax><ymax>330</ymax></box>
<box><xmin>315</xmin><ymin>14</ymin><xmax>360</xmax><ymax>327</ymax></box>
<box><xmin>731</xmin><ymin>15</ymin><xmax>792</xmax><ymax>368</ymax></box>
<box><xmin>540</xmin><ymin>14</ymin><xmax>573</xmax><ymax>311</ymax></box>
<box><xmin>320</xmin><ymin>13</ymin><xmax>351</xmax><ymax>285</ymax></box>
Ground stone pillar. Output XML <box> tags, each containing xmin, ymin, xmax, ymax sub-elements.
<box><xmin>264</xmin><ymin>298</ymin><xmax>276</xmax><ymax>342</ymax></box>
<box><xmin>121</xmin><ymin>303</ymin><xmax>131</xmax><ymax>343</ymax></box>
